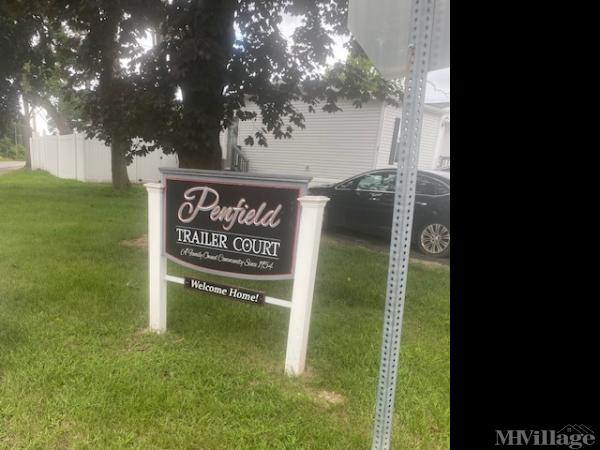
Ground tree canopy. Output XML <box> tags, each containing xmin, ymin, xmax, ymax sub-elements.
<box><xmin>133</xmin><ymin>0</ymin><xmax>401</xmax><ymax>168</ymax></box>
<box><xmin>1</xmin><ymin>0</ymin><xmax>401</xmax><ymax>187</ymax></box>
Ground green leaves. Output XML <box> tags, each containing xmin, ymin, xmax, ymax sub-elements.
<box><xmin>2</xmin><ymin>0</ymin><xmax>401</xmax><ymax>169</ymax></box>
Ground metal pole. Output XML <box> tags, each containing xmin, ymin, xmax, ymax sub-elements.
<box><xmin>371</xmin><ymin>0</ymin><xmax>434</xmax><ymax>448</ymax></box>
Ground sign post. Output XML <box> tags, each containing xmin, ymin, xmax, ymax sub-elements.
<box><xmin>368</xmin><ymin>3</ymin><xmax>438</xmax><ymax>448</ymax></box>
<box><xmin>348</xmin><ymin>0</ymin><xmax>449</xmax><ymax>448</ymax></box>
<box><xmin>146</xmin><ymin>182</ymin><xmax>167</xmax><ymax>333</ymax></box>
<box><xmin>285</xmin><ymin>196</ymin><xmax>329</xmax><ymax>375</ymax></box>
<box><xmin>144</xmin><ymin>170</ymin><xmax>328</xmax><ymax>376</ymax></box>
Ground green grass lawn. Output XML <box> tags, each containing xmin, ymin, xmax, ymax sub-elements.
<box><xmin>0</xmin><ymin>170</ymin><xmax>449</xmax><ymax>450</ymax></box>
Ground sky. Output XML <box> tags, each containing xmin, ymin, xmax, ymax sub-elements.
<box><xmin>425</xmin><ymin>68</ymin><xmax>451</xmax><ymax>104</ymax></box>
<box><xmin>278</xmin><ymin>15</ymin><xmax>450</xmax><ymax>104</ymax></box>
<box><xmin>32</xmin><ymin>15</ymin><xmax>449</xmax><ymax>135</ymax></box>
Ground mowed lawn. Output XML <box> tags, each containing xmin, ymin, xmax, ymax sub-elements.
<box><xmin>0</xmin><ymin>171</ymin><xmax>449</xmax><ymax>450</ymax></box>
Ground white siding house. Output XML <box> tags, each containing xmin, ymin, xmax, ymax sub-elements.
<box><xmin>228</xmin><ymin>100</ymin><xmax>450</xmax><ymax>184</ymax></box>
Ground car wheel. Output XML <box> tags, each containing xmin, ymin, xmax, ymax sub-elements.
<box><xmin>417</xmin><ymin>223</ymin><xmax>450</xmax><ymax>258</ymax></box>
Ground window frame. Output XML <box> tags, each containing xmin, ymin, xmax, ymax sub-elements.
<box><xmin>334</xmin><ymin>170</ymin><xmax>397</xmax><ymax>193</ymax></box>
<box><xmin>416</xmin><ymin>174</ymin><xmax>450</xmax><ymax>197</ymax></box>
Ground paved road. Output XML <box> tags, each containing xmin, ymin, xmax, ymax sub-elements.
<box><xmin>0</xmin><ymin>161</ymin><xmax>25</xmax><ymax>175</ymax></box>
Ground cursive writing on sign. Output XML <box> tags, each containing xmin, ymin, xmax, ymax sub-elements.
<box><xmin>177</xmin><ymin>186</ymin><xmax>282</xmax><ymax>231</ymax></box>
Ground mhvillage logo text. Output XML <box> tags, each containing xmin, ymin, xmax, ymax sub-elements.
<box><xmin>496</xmin><ymin>425</ymin><xmax>595</xmax><ymax>449</ymax></box>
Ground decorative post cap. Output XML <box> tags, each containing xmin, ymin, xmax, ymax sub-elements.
<box><xmin>298</xmin><ymin>195</ymin><xmax>330</xmax><ymax>206</ymax></box>
<box><xmin>144</xmin><ymin>182</ymin><xmax>164</xmax><ymax>191</ymax></box>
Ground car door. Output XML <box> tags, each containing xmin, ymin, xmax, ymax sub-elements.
<box><xmin>414</xmin><ymin>174</ymin><xmax>450</xmax><ymax>233</ymax></box>
<box><xmin>327</xmin><ymin>176</ymin><xmax>361</xmax><ymax>228</ymax></box>
<box><xmin>344</xmin><ymin>171</ymin><xmax>396</xmax><ymax>234</ymax></box>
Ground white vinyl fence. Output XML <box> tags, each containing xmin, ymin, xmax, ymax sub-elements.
<box><xmin>30</xmin><ymin>133</ymin><xmax>179</xmax><ymax>183</ymax></box>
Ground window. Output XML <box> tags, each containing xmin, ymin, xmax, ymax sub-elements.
<box><xmin>416</xmin><ymin>176</ymin><xmax>449</xmax><ymax>195</ymax></box>
<box><xmin>356</xmin><ymin>173</ymin><xmax>396</xmax><ymax>192</ymax></box>
<box><xmin>336</xmin><ymin>178</ymin><xmax>359</xmax><ymax>190</ymax></box>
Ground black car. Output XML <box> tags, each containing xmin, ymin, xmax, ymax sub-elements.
<box><xmin>309</xmin><ymin>169</ymin><xmax>450</xmax><ymax>257</ymax></box>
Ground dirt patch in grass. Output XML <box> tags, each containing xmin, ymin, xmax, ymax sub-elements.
<box><xmin>411</xmin><ymin>258</ymin><xmax>449</xmax><ymax>269</ymax></box>
<box><xmin>120</xmin><ymin>328</ymin><xmax>186</xmax><ymax>354</ymax></box>
<box><xmin>315</xmin><ymin>389</ymin><xmax>345</xmax><ymax>406</ymax></box>
<box><xmin>120</xmin><ymin>234</ymin><xmax>147</xmax><ymax>248</ymax></box>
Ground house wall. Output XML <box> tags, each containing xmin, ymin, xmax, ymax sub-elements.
<box><xmin>232</xmin><ymin>100</ymin><xmax>449</xmax><ymax>184</ymax></box>
<box><xmin>375</xmin><ymin>105</ymin><xmax>448</xmax><ymax>171</ymax></box>
<box><xmin>235</xmin><ymin>100</ymin><xmax>383</xmax><ymax>184</ymax></box>
<box><xmin>437</xmin><ymin>116</ymin><xmax>450</xmax><ymax>159</ymax></box>
<box><xmin>376</xmin><ymin>104</ymin><xmax>400</xmax><ymax>168</ymax></box>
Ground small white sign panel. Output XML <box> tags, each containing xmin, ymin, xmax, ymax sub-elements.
<box><xmin>348</xmin><ymin>0</ymin><xmax>450</xmax><ymax>79</ymax></box>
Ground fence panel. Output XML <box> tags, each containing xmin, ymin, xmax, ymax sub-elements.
<box><xmin>75</xmin><ymin>134</ymin><xmax>86</xmax><ymax>181</ymax></box>
<box><xmin>58</xmin><ymin>134</ymin><xmax>77</xmax><ymax>179</ymax></box>
<box><xmin>83</xmin><ymin>139</ymin><xmax>112</xmax><ymax>182</ymax></box>
<box><xmin>29</xmin><ymin>133</ymin><xmax>179</xmax><ymax>183</ymax></box>
<box><xmin>44</xmin><ymin>135</ymin><xmax>59</xmax><ymax>176</ymax></box>
<box><xmin>135</xmin><ymin>149</ymin><xmax>178</xmax><ymax>183</ymax></box>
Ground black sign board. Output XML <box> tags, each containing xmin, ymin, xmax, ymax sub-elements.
<box><xmin>162</xmin><ymin>169</ymin><xmax>310</xmax><ymax>280</ymax></box>
<box><xmin>184</xmin><ymin>277</ymin><xmax>265</xmax><ymax>305</ymax></box>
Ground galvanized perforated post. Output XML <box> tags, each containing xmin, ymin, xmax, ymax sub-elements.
<box><xmin>371</xmin><ymin>0</ymin><xmax>435</xmax><ymax>448</ymax></box>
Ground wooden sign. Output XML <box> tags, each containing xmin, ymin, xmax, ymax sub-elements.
<box><xmin>162</xmin><ymin>169</ymin><xmax>309</xmax><ymax>280</ymax></box>
<box><xmin>146</xmin><ymin>170</ymin><xmax>329</xmax><ymax>375</ymax></box>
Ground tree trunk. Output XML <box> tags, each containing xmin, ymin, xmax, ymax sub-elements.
<box><xmin>99</xmin><ymin>7</ymin><xmax>130</xmax><ymax>189</ymax></box>
<box><xmin>176</xmin><ymin>1</ymin><xmax>235</xmax><ymax>170</ymax></box>
<box><xmin>110</xmin><ymin>138</ymin><xmax>131</xmax><ymax>190</ymax></box>
<box><xmin>177</xmin><ymin>133</ymin><xmax>223</xmax><ymax>169</ymax></box>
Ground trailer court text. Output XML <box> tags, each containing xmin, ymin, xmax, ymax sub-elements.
<box><xmin>176</xmin><ymin>227</ymin><xmax>281</xmax><ymax>257</ymax></box>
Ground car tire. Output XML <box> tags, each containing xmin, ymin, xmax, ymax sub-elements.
<box><xmin>416</xmin><ymin>223</ymin><xmax>450</xmax><ymax>258</ymax></box>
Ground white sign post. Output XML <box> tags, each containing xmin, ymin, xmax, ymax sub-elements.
<box><xmin>144</xmin><ymin>180</ymin><xmax>328</xmax><ymax>376</ymax></box>
<box><xmin>146</xmin><ymin>182</ymin><xmax>166</xmax><ymax>333</ymax></box>
<box><xmin>285</xmin><ymin>196</ymin><xmax>329</xmax><ymax>375</ymax></box>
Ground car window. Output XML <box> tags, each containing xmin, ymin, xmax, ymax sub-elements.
<box><xmin>336</xmin><ymin>178</ymin><xmax>359</xmax><ymax>190</ymax></box>
<box><xmin>416</xmin><ymin>175</ymin><xmax>449</xmax><ymax>195</ymax></box>
<box><xmin>356</xmin><ymin>173</ymin><xmax>396</xmax><ymax>192</ymax></box>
